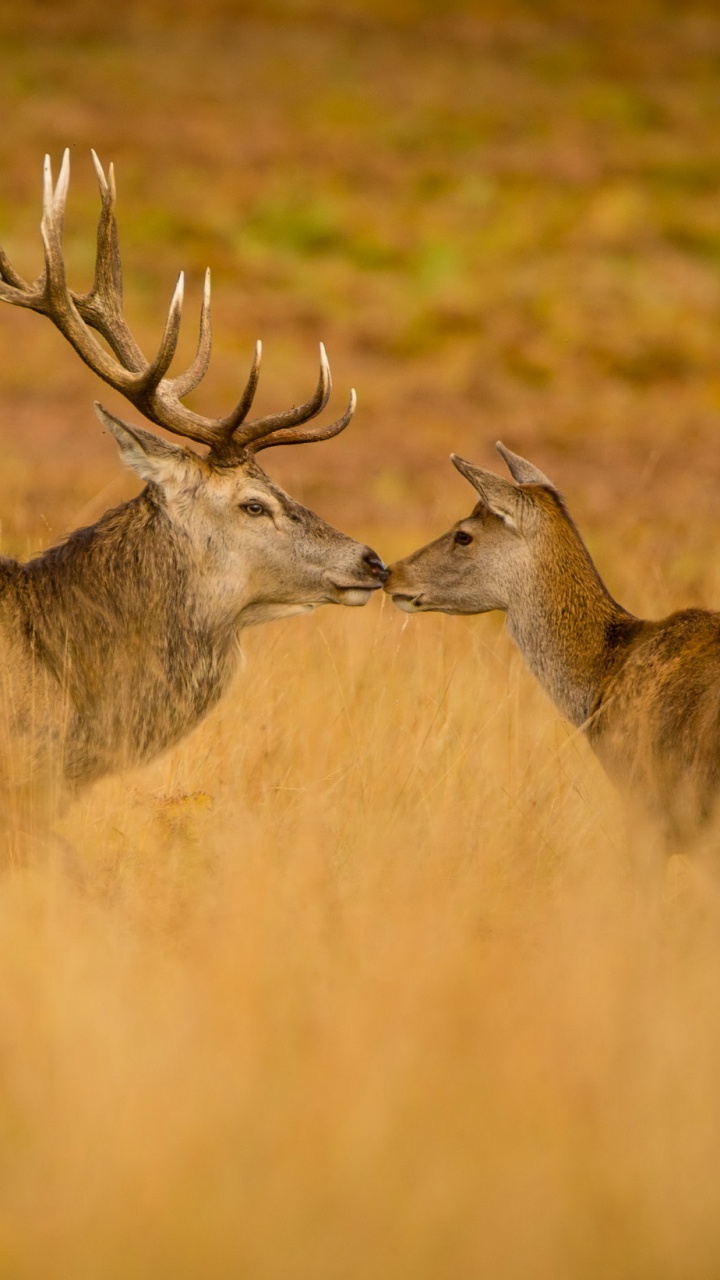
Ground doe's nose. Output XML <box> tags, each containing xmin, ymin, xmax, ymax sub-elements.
<box><xmin>363</xmin><ymin>548</ymin><xmax>389</xmax><ymax>583</ymax></box>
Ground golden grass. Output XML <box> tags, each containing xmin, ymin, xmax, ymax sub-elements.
<box><xmin>0</xmin><ymin>601</ymin><xmax>713</xmax><ymax>1278</ymax></box>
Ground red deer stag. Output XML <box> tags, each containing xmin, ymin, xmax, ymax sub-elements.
<box><xmin>386</xmin><ymin>443</ymin><xmax>720</xmax><ymax>846</ymax></box>
<box><xmin>0</xmin><ymin>151</ymin><xmax>386</xmax><ymax>796</ymax></box>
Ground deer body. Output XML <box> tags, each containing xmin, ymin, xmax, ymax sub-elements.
<box><xmin>586</xmin><ymin>610</ymin><xmax>720</xmax><ymax>839</ymax></box>
<box><xmin>0</xmin><ymin>152</ymin><xmax>386</xmax><ymax>795</ymax></box>
<box><xmin>386</xmin><ymin>445</ymin><xmax>720</xmax><ymax>843</ymax></box>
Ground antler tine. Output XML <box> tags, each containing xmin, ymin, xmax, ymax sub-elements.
<box><xmin>168</xmin><ymin>268</ymin><xmax>214</xmax><ymax>399</ymax></box>
<box><xmin>89</xmin><ymin>150</ymin><xmax>123</xmax><ymax>305</ymax></box>
<box><xmin>52</xmin><ymin>148</ymin><xmax>70</xmax><ymax>229</ymax></box>
<box><xmin>231</xmin><ymin>342</ymin><xmax>332</xmax><ymax>451</ymax></box>
<box><xmin>74</xmin><ymin>149</ymin><xmax>143</xmax><ymax>369</ymax></box>
<box><xmin>39</xmin><ymin>149</ymin><xmax>72</xmax><ymax>287</ymax></box>
<box><xmin>41</xmin><ymin>154</ymin><xmax>54</xmax><ymax>230</ymax></box>
<box><xmin>0</xmin><ymin>247</ymin><xmax>26</xmax><ymax>293</ymax></box>
<box><xmin>215</xmin><ymin>338</ymin><xmax>263</xmax><ymax>435</ymax></box>
<box><xmin>34</xmin><ymin>154</ymin><xmax>139</xmax><ymax>388</ymax></box>
<box><xmin>40</xmin><ymin>151</ymin><xmax>68</xmax><ymax>294</ymax></box>
<box><xmin>249</xmin><ymin>386</ymin><xmax>357</xmax><ymax>454</ymax></box>
<box><xmin>90</xmin><ymin>148</ymin><xmax>114</xmax><ymax>204</ymax></box>
<box><xmin>1</xmin><ymin>155</ymin><xmax>66</xmax><ymax>302</ymax></box>
<box><xmin>139</xmin><ymin>272</ymin><xmax>185</xmax><ymax>391</ymax></box>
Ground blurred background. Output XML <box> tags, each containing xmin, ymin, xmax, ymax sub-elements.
<box><xmin>2</xmin><ymin>0</ymin><xmax>720</xmax><ymax>601</ymax></box>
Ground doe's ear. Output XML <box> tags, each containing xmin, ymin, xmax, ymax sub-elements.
<box><xmin>450</xmin><ymin>453</ymin><xmax>523</xmax><ymax>528</ymax></box>
<box><xmin>496</xmin><ymin>440</ymin><xmax>554</xmax><ymax>488</ymax></box>
<box><xmin>95</xmin><ymin>403</ymin><xmax>202</xmax><ymax>489</ymax></box>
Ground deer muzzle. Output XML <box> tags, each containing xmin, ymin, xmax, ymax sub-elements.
<box><xmin>327</xmin><ymin>547</ymin><xmax>389</xmax><ymax>606</ymax></box>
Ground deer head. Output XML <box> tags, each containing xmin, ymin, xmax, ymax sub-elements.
<box><xmin>0</xmin><ymin>151</ymin><xmax>387</xmax><ymax>631</ymax></box>
<box><xmin>385</xmin><ymin>443</ymin><xmax>558</xmax><ymax>616</ymax></box>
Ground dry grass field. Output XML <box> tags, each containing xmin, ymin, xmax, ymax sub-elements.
<box><xmin>2</xmin><ymin>1</ymin><xmax>720</xmax><ymax>1275</ymax></box>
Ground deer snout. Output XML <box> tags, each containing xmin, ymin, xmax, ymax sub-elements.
<box><xmin>383</xmin><ymin>563</ymin><xmax>407</xmax><ymax>592</ymax></box>
<box><xmin>326</xmin><ymin>546</ymin><xmax>388</xmax><ymax>606</ymax></box>
<box><xmin>363</xmin><ymin>549</ymin><xmax>390</xmax><ymax>583</ymax></box>
<box><xmin>382</xmin><ymin>563</ymin><xmax>422</xmax><ymax>610</ymax></box>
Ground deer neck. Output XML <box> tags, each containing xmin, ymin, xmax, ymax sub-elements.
<box><xmin>505</xmin><ymin>511</ymin><xmax>630</xmax><ymax>728</ymax></box>
<box><xmin>22</xmin><ymin>492</ymin><xmax>240</xmax><ymax>782</ymax></box>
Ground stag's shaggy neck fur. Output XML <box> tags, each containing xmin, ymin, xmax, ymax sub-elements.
<box><xmin>1</xmin><ymin>489</ymin><xmax>238</xmax><ymax>787</ymax></box>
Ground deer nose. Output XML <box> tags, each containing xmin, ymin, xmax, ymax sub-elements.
<box><xmin>363</xmin><ymin>549</ymin><xmax>389</xmax><ymax>583</ymax></box>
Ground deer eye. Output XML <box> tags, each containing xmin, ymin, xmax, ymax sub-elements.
<box><xmin>454</xmin><ymin>529</ymin><xmax>473</xmax><ymax>546</ymax></box>
<box><xmin>241</xmin><ymin>501</ymin><xmax>267</xmax><ymax>517</ymax></box>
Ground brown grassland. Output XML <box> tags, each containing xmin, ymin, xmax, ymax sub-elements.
<box><xmin>2</xmin><ymin>1</ymin><xmax>720</xmax><ymax>1275</ymax></box>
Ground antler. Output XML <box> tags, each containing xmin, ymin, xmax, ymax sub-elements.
<box><xmin>0</xmin><ymin>150</ymin><xmax>355</xmax><ymax>462</ymax></box>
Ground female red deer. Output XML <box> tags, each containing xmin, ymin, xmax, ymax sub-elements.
<box><xmin>0</xmin><ymin>152</ymin><xmax>386</xmax><ymax>795</ymax></box>
<box><xmin>386</xmin><ymin>443</ymin><xmax>720</xmax><ymax>845</ymax></box>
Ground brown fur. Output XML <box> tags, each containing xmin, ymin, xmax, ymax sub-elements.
<box><xmin>386</xmin><ymin>444</ymin><xmax>720</xmax><ymax>844</ymax></box>
<box><xmin>0</xmin><ymin>445</ymin><xmax>385</xmax><ymax>799</ymax></box>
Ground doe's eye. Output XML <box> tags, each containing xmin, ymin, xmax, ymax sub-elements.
<box><xmin>454</xmin><ymin>529</ymin><xmax>473</xmax><ymax>546</ymax></box>
<box><xmin>241</xmin><ymin>501</ymin><xmax>267</xmax><ymax>517</ymax></box>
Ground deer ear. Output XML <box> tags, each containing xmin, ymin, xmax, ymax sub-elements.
<box><xmin>450</xmin><ymin>453</ymin><xmax>522</xmax><ymax>528</ymax></box>
<box><xmin>95</xmin><ymin>403</ymin><xmax>201</xmax><ymax>488</ymax></box>
<box><xmin>495</xmin><ymin>441</ymin><xmax>554</xmax><ymax>488</ymax></box>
